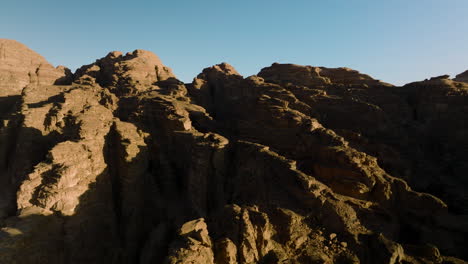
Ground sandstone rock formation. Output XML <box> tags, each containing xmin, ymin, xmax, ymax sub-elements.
<box><xmin>0</xmin><ymin>39</ymin><xmax>71</xmax><ymax>97</ymax></box>
<box><xmin>0</xmin><ymin>39</ymin><xmax>467</xmax><ymax>264</ymax></box>
<box><xmin>74</xmin><ymin>49</ymin><xmax>175</xmax><ymax>94</ymax></box>
<box><xmin>454</xmin><ymin>70</ymin><xmax>468</xmax><ymax>83</ymax></box>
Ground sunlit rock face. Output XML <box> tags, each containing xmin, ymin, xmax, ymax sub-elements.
<box><xmin>0</xmin><ymin>39</ymin><xmax>467</xmax><ymax>264</ymax></box>
<box><xmin>0</xmin><ymin>39</ymin><xmax>71</xmax><ymax>97</ymax></box>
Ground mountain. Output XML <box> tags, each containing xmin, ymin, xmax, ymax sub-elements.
<box><xmin>0</xmin><ymin>39</ymin><xmax>467</xmax><ymax>264</ymax></box>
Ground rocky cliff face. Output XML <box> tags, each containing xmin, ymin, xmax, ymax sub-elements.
<box><xmin>0</xmin><ymin>39</ymin><xmax>467</xmax><ymax>264</ymax></box>
<box><xmin>0</xmin><ymin>39</ymin><xmax>71</xmax><ymax>97</ymax></box>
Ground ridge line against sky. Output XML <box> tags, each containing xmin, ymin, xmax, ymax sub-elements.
<box><xmin>1</xmin><ymin>0</ymin><xmax>467</xmax><ymax>85</ymax></box>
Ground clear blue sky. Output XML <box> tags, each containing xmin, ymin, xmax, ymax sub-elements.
<box><xmin>1</xmin><ymin>0</ymin><xmax>467</xmax><ymax>85</ymax></box>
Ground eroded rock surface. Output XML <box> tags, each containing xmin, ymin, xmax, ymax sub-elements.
<box><xmin>0</xmin><ymin>40</ymin><xmax>467</xmax><ymax>264</ymax></box>
<box><xmin>0</xmin><ymin>39</ymin><xmax>71</xmax><ymax>97</ymax></box>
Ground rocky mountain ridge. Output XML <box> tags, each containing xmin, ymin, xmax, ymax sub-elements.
<box><xmin>0</xmin><ymin>39</ymin><xmax>467</xmax><ymax>264</ymax></box>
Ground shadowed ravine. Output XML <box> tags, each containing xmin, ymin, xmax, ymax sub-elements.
<box><xmin>0</xmin><ymin>38</ymin><xmax>468</xmax><ymax>264</ymax></box>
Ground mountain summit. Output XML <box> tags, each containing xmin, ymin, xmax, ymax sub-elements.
<box><xmin>1</xmin><ymin>40</ymin><xmax>467</xmax><ymax>263</ymax></box>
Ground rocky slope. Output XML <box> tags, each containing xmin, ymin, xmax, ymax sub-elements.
<box><xmin>0</xmin><ymin>39</ymin><xmax>467</xmax><ymax>264</ymax></box>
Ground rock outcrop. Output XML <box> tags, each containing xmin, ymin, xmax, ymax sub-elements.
<box><xmin>0</xmin><ymin>39</ymin><xmax>71</xmax><ymax>97</ymax></box>
<box><xmin>0</xmin><ymin>39</ymin><xmax>467</xmax><ymax>264</ymax></box>
<box><xmin>74</xmin><ymin>49</ymin><xmax>175</xmax><ymax>94</ymax></box>
<box><xmin>454</xmin><ymin>70</ymin><xmax>468</xmax><ymax>83</ymax></box>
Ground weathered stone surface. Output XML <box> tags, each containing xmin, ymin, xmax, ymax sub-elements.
<box><xmin>0</xmin><ymin>41</ymin><xmax>467</xmax><ymax>264</ymax></box>
<box><xmin>74</xmin><ymin>49</ymin><xmax>175</xmax><ymax>94</ymax></box>
<box><xmin>0</xmin><ymin>39</ymin><xmax>71</xmax><ymax>97</ymax></box>
<box><xmin>165</xmin><ymin>218</ymin><xmax>215</xmax><ymax>264</ymax></box>
<box><xmin>258</xmin><ymin>63</ymin><xmax>393</xmax><ymax>88</ymax></box>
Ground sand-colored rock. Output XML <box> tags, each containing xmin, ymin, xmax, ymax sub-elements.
<box><xmin>1</xmin><ymin>41</ymin><xmax>467</xmax><ymax>264</ymax></box>
<box><xmin>74</xmin><ymin>49</ymin><xmax>175</xmax><ymax>94</ymax></box>
<box><xmin>0</xmin><ymin>39</ymin><xmax>71</xmax><ymax>97</ymax></box>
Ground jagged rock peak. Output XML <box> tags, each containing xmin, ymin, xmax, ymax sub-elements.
<box><xmin>2</xmin><ymin>39</ymin><xmax>468</xmax><ymax>264</ymax></box>
<box><xmin>74</xmin><ymin>48</ymin><xmax>176</xmax><ymax>93</ymax></box>
<box><xmin>454</xmin><ymin>70</ymin><xmax>468</xmax><ymax>83</ymax></box>
<box><xmin>193</xmin><ymin>62</ymin><xmax>242</xmax><ymax>82</ymax></box>
<box><xmin>430</xmin><ymin>74</ymin><xmax>451</xmax><ymax>80</ymax></box>
<box><xmin>0</xmin><ymin>39</ymin><xmax>49</xmax><ymax>65</ymax></box>
<box><xmin>210</xmin><ymin>62</ymin><xmax>241</xmax><ymax>76</ymax></box>
<box><xmin>125</xmin><ymin>49</ymin><xmax>164</xmax><ymax>63</ymax></box>
<box><xmin>404</xmin><ymin>73</ymin><xmax>468</xmax><ymax>89</ymax></box>
<box><xmin>0</xmin><ymin>39</ymin><xmax>72</xmax><ymax>96</ymax></box>
<box><xmin>258</xmin><ymin>62</ymin><xmax>393</xmax><ymax>87</ymax></box>
<box><xmin>104</xmin><ymin>50</ymin><xmax>123</xmax><ymax>59</ymax></box>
